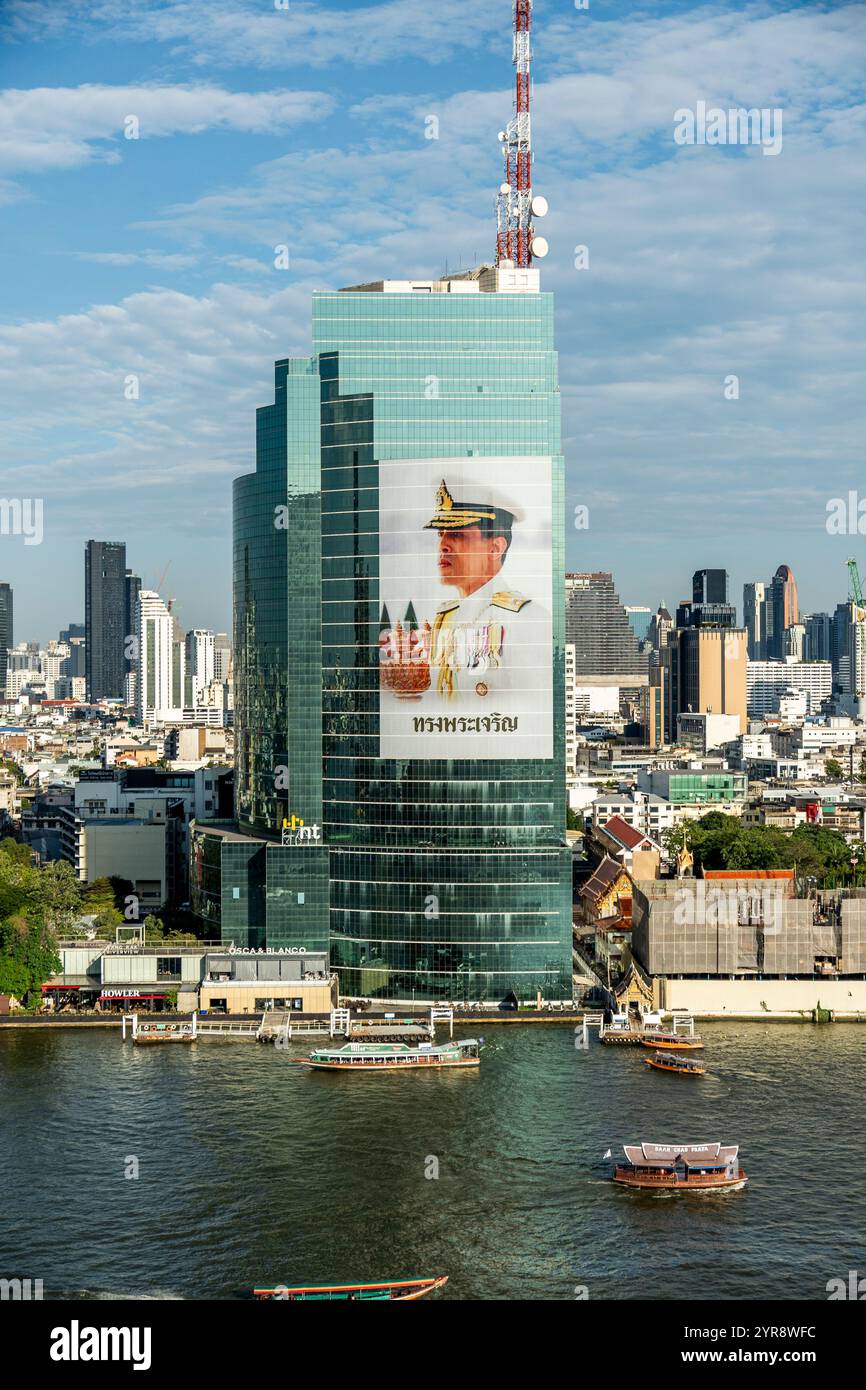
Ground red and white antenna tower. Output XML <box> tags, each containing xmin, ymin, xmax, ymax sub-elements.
<box><xmin>495</xmin><ymin>0</ymin><xmax>548</xmax><ymax>268</ymax></box>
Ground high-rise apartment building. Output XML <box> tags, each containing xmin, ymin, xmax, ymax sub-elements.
<box><xmin>624</xmin><ymin>605</ymin><xmax>652</xmax><ymax>645</ymax></box>
<box><xmin>837</xmin><ymin>602</ymin><xmax>866</xmax><ymax>715</ymax></box>
<box><xmin>648</xmin><ymin>604</ymin><xmax>674</xmax><ymax>655</ymax></box>
<box><xmin>743</xmin><ymin>581</ymin><xmax>766</xmax><ymax>659</ymax></box>
<box><xmin>672</xmin><ymin>627</ymin><xmax>748</xmax><ymax>733</ymax></box>
<box><xmin>662</xmin><ymin>578</ymin><xmax>747</xmax><ymax>736</ymax></box>
<box><xmin>136</xmin><ymin>589</ymin><xmax>175</xmax><ymax>726</ymax></box>
<box><xmin>85</xmin><ymin>540</ymin><xmax>126</xmax><ymax>701</ymax></box>
<box><xmin>641</xmin><ymin>664</ymin><xmax>667</xmax><ymax>747</ymax></box>
<box><xmin>0</xmin><ymin>583</ymin><xmax>12</xmax><ymax>695</ymax></box>
<box><xmin>688</xmin><ymin>568</ymin><xmax>736</xmax><ymax>628</ymax></box>
<box><xmin>213</xmin><ymin>633</ymin><xmax>232</xmax><ymax>685</ymax></box>
<box><xmin>186</xmin><ymin>629</ymin><xmax>215</xmax><ymax>705</ymax></box>
<box><xmin>803</xmin><ymin>612</ymin><xmax>831</xmax><ymax>663</ymax></box>
<box><xmin>565</xmin><ymin>573</ymin><xmax>647</xmax><ymax>678</ymax></box>
<box><xmin>693</xmin><ymin>569</ymin><xmax>729</xmax><ymax>606</ymax></box>
<box><xmin>831</xmin><ymin>602</ymin><xmax>850</xmax><ymax>685</ymax></box>
<box><xmin>767</xmin><ymin>564</ymin><xmax>799</xmax><ymax>659</ymax></box>
<box><xmin>747</xmin><ymin>658</ymin><xmax>832</xmax><ymax>717</ymax></box>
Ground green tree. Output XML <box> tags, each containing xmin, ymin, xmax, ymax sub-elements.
<box><xmin>82</xmin><ymin>877</ymin><xmax>120</xmax><ymax>915</ymax></box>
<box><xmin>665</xmin><ymin>811</ymin><xmax>853</xmax><ymax>884</ymax></box>
<box><xmin>39</xmin><ymin>861</ymin><xmax>84</xmax><ymax>935</ymax></box>
<box><xmin>0</xmin><ymin>914</ymin><xmax>61</xmax><ymax>1001</ymax></box>
<box><xmin>92</xmin><ymin>907</ymin><xmax>123</xmax><ymax>939</ymax></box>
<box><xmin>825</xmin><ymin>758</ymin><xmax>844</xmax><ymax>780</ymax></box>
<box><xmin>0</xmin><ymin>838</ymin><xmax>33</xmax><ymax>867</ymax></box>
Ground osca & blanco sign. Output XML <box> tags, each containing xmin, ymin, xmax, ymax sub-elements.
<box><xmin>227</xmin><ymin>947</ymin><xmax>307</xmax><ymax>955</ymax></box>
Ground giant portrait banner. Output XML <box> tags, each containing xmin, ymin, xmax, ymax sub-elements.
<box><xmin>378</xmin><ymin>456</ymin><xmax>553</xmax><ymax>760</ymax></box>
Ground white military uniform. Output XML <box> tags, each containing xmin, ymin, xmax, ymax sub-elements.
<box><xmin>430</xmin><ymin>574</ymin><xmax>545</xmax><ymax>701</ymax></box>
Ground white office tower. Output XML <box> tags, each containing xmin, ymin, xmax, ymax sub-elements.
<box><xmin>137</xmin><ymin>590</ymin><xmax>177</xmax><ymax>727</ymax></box>
<box><xmin>185</xmin><ymin>629</ymin><xmax>215</xmax><ymax>706</ymax></box>
<box><xmin>743</xmin><ymin>581</ymin><xmax>766</xmax><ymax>659</ymax></box>
<box><xmin>838</xmin><ymin>604</ymin><xmax>866</xmax><ymax>718</ymax></box>
<box><xmin>213</xmin><ymin>633</ymin><xmax>232</xmax><ymax>685</ymax></box>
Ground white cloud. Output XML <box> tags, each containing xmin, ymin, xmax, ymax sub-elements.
<box><xmin>1</xmin><ymin>0</ymin><xmax>503</xmax><ymax>69</ymax></box>
<box><xmin>0</xmin><ymin>84</ymin><xmax>335</xmax><ymax>174</ymax></box>
<box><xmin>0</xmin><ymin>280</ymin><xmax>317</xmax><ymax>531</ymax></box>
<box><xmin>75</xmin><ymin>250</ymin><xmax>199</xmax><ymax>269</ymax></box>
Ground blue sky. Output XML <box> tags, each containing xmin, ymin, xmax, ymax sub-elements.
<box><xmin>1</xmin><ymin>0</ymin><xmax>864</xmax><ymax>642</ymax></box>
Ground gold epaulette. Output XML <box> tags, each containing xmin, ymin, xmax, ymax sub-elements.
<box><xmin>491</xmin><ymin>591</ymin><xmax>530</xmax><ymax>612</ymax></box>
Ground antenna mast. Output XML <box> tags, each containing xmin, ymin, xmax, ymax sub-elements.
<box><xmin>496</xmin><ymin>0</ymin><xmax>548</xmax><ymax>268</ymax></box>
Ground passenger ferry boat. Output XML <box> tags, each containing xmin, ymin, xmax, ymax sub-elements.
<box><xmin>301</xmin><ymin>1039</ymin><xmax>481</xmax><ymax>1072</ymax></box>
<box><xmin>612</xmin><ymin>1141</ymin><xmax>747</xmax><ymax>1192</ymax></box>
<box><xmin>254</xmin><ymin>1276</ymin><xmax>448</xmax><ymax>1301</ymax></box>
<box><xmin>640</xmin><ymin>1031</ymin><xmax>704</xmax><ymax>1052</ymax></box>
<box><xmin>644</xmin><ymin>1050</ymin><xmax>706</xmax><ymax>1076</ymax></box>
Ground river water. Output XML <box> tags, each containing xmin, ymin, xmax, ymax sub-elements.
<box><xmin>1</xmin><ymin>1022</ymin><xmax>863</xmax><ymax>1300</ymax></box>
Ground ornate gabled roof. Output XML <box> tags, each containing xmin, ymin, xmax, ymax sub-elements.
<box><xmin>581</xmin><ymin>853</ymin><xmax>627</xmax><ymax>906</ymax></box>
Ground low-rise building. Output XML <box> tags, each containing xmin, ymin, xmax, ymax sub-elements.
<box><xmin>44</xmin><ymin>942</ymin><xmax>336</xmax><ymax>1017</ymax></box>
<box><xmin>59</xmin><ymin>813</ymin><xmax>168</xmax><ymax>914</ymax></box>
<box><xmin>636</xmin><ymin>767</ymin><xmax>748</xmax><ymax>805</ymax></box>
<box><xmin>589</xmin><ymin>815</ymin><xmax>662</xmax><ymax>877</ymax></box>
<box><xmin>746</xmin><ymin>658</ymin><xmax>832</xmax><ymax>717</ymax></box>
<box><xmin>676</xmin><ymin>712</ymin><xmax>742</xmax><ymax>753</ymax></box>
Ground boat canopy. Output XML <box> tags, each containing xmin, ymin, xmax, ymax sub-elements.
<box><xmin>312</xmin><ymin>1039</ymin><xmax>479</xmax><ymax>1061</ymax></box>
<box><xmin>623</xmin><ymin>1142</ymin><xmax>739</xmax><ymax>1169</ymax></box>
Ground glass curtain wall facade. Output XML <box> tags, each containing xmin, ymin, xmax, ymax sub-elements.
<box><xmin>84</xmin><ymin>540</ymin><xmax>127</xmax><ymax>702</ymax></box>
<box><xmin>232</xmin><ymin>280</ymin><xmax>572</xmax><ymax>998</ymax></box>
<box><xmin>233</xmin><ymin>359</ymin><xmax>330</xmax><ymax>956</ymax></box>
<box><xmin>314</xmin><ymin>287</ymin><xmax>571</xmax><ymax>1001</ymax></box>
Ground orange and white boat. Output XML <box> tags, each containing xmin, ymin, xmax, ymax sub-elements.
<box><xmin>640</xmin><ymin>1031</ymin><xmax>704</xmax><ymax>1051</ymax></box>
<box><xmin>612</xmin><ymin>1141</ymin><xmax>747</xmax><ymax>1192</ymax></box>
<box><xmin>644</xmin><ymin>1050</ymin><xmax>705</xmax><ymax>1076</ymax></box>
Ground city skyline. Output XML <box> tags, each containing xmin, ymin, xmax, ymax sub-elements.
<box><xmin>1</xmin><ymin>0</ymin><xmax>864</xmax><ymax>639</ymax></box>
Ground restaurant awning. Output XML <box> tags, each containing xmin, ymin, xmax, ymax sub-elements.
<box><xmin>41</xmin><ymin>976</ymin><xmax>100</xmax><ymax>991</ymax></box>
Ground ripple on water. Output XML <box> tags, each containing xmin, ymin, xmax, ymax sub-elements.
<box><xmin>2</xmin><ymin>1022</ymin><xmax>866</xmax><ymax>1299</ymax></box>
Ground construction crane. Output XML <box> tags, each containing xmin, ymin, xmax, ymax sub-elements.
<box><xmin>848</xmin><ymin>557</ymin><xmax>864</xmax><ymax>608</ymax></box>
<box><xmin>495</xmin><ymin>0</ymin><xmax>549</xmax><ymax>268</ymax></box>
<box><xmin>847</xmin><ymin>557</ymin><xmax>866</xmax><ymax>703</ymax></box>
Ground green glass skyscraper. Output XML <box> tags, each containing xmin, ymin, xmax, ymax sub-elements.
<box><xmin>230</xmin><ymin>261</ymin><xmax>572</xmax><ymax>1000</ymax></box>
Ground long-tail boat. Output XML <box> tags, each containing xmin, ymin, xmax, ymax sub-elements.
<box><xmin>300</xmin><ymin>1039</ymin><xmax>480</xmax><ymax>1072</ymax></box>
<box><xmin>644</xmin><ymin>1050</ymin><xmax>706</xmax><ymax>1076</ymax></box>
<box><xmin>612</xmin><ymin>1142</ymin><xmax>747</xmax><ymax>1192</ymax></box>
<box><xmin>640</xmin><ymin>1030</ymin><xmax>704</xmax><ymax>1051</ymax></box>
<box><xmin>253</xmin><ymin>1276</ymin><xmax>448</xmax><ymax>1301</ymax></box>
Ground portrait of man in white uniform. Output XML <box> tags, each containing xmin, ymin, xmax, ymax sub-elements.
<box><xmin>378</xmin><ymin>457</ymin><xmax>553</xmax><ymax>760</ymax></box>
